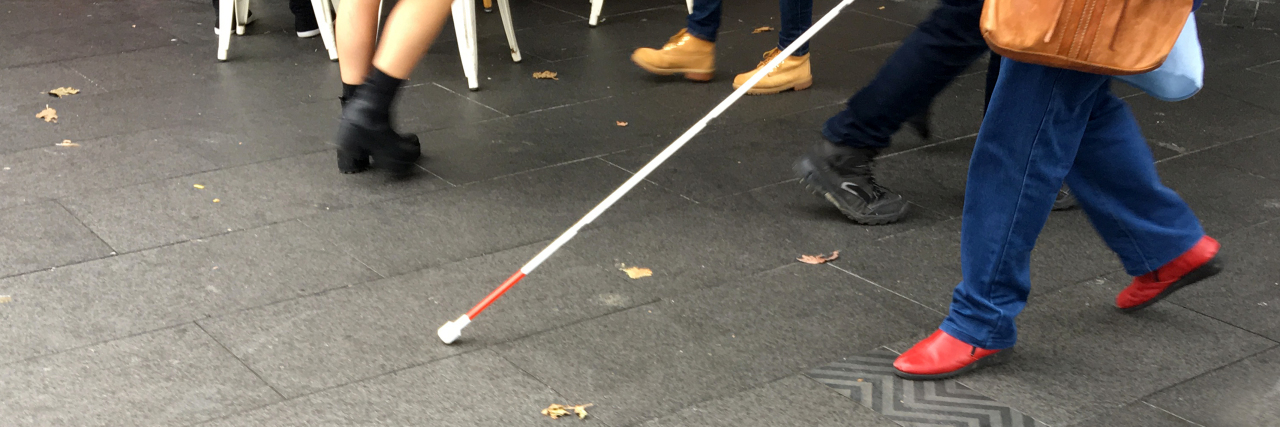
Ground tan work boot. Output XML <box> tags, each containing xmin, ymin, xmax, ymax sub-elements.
<box><xmin>631</xmin><ymin>29</ymin><xmax>715</xmax><ymax>82</ymax></box>
<box><xmin>733</xmin><ymin>48</ymin><xmax>812</xmax><ymax>95</ymax></box>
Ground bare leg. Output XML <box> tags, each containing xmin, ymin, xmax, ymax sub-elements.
<box><xmin>370</xmin><ymin>0</ymin><xmax>452</xmax><ymax>78</ymax></box>
<box><xmin>335</xmin><ymin>0</ymin><xmax>451</xmax><ymax>176</ymax></box>
<box><xmin>336</xmin><ymin>0</ymin><xmax>380</xmax><ymax>85</ymax></box>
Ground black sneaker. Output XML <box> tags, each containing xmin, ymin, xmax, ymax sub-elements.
<box><xmin>295</xmin><ymin>12</ymin><xmax>320</xmax><ymax>38</ymax></box>
<box><xmin>1053</xmin><ymin>186</ymin><xmax>1078</xmax><ymax>211</ymax></box>
<box><xmin>795</xmin><ymin>141</ymin><xmax>909</xmax><ymax>225</ymax></box>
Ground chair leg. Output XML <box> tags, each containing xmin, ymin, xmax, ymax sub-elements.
<box><xmin>588</xmin><ymin>0</ymin><xmax>603</xmax><ymax>27</ymax></box>
<box><xmin>451</xmin><ymin>0</ymin><xmax>479</xmax><ymax>90</ymax></box>
<box><xmin>464</xmin><ymin>0</ymin><xmax>480</xmax><ymax>90</ymax></box>
<box><xmin>314</xmin><ymin>0</ymin><xmax>339</xmax><ymax>60</ymax></box>
<box><xmin>497</xmin><ymin>0</ymin><xmax>521</xmax><ymax>62</ymax></box>
<box><xmin>685</xmin><ymin>0</ymin><xmax>692</xmax><ymax>14</ymax></box>
<box><xmin>483</xmin><ymin>0</ymin><xmax>493</xmax><ymax>12</ymax></box>
<box><xmin>218</xmin><ymin>0</ymin><xmax>234</xmax><ymax>60</ymax></box>
<box><xmin>235</xmin><ymin>0</ymin><xmax>251</xmax><ymax>35</ymax></box>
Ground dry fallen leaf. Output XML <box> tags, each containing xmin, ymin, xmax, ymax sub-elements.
<box><xmin>193</xmin><ymin>184</ymin><xmax>205</xmax><ymax>189</ymax></box>
<box><xmin>533</xmin><ymin>70</ymin><xmax>559</xmax><ymax>80</ymax></box>
<box><xmin>541</xmin><ymin>404</ymin><xmax>571</xmax><ymax>419</ymax></box>
<box><xmin>573</xmin><ymin>404</ymin><xmax>593</xmax><ymax>419</ymax></box>
<box><xmin>616</xmin><ymin>121</ymin><xmax>628</xmax><ymax>127</ymax></box>
<box><xmin>878</xmin><ymin>6</ymin><xmax>885</xmax><ymax>9</ymax></box>
<box><xmin>36</xmin><ymin>105</ymin><xmax>57</xmax><ymax>123</ymax></box>
<box><xmin>0</xmin><ymin>295</ymin><xmax>11</xmax><ymax>304</ymax></box>
<box><xmin>621</xmin><ymin>266</ymin><xmax>653</xmax><ymax>279</ymax></box>
<box><xmin>212</xmin><ymin>199</ymin><xmax>221</xmax><ymax>203</ymax></box>
<box><xmin>797</xmin><ymin>250</ymin><xmax>839</xmax><ymax>264</ymax></box>
<box><xmin>48</xmin><ymin>87</ymin><xmax>80</xmax><ymax>98</ymax></box>
<box><xmin>55</xmin><ymin>140</ymin><xmax>79</xmax><ymax>147</ymax></box>
<box><xmin>752</xmin><ymin>26</ymin><xmax>774</xmax><ymax>33</ymax></box>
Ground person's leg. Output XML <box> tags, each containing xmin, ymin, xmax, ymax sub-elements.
<box><xmin>983</xmin><ymin>53</ymin><xmax>1001</xmax><ymax>111</ymax></box>
<box><xmin>894</xmin><ymin>59</ymin><xmax>1110</xmax><ymax>380</ymax></box>
<box><xmin>1061</xmin><ymin>90</ymin><xmax>1219</xmax><ymax>312</ymax></box>
<box><xmin>630</xmin><ymin>0</ymin><xmax>718</xmax><ymax>81</ymax></box>
<box><xmin>289</xmin><ymin>0</ymin><xmax>320</xmax><ymax>38</ymax></box>
<box><xmin>777</xmin><ymin>0</ymin><xmax>812</xmax><ymax>56</ymax></box>
<box><xmin>822</xmin><ymin>0</ymin><xmax>987</xmax><ymax>150</ymax></box>
<box><xmin>945</xmin><ymin>59</ymin><xmax>1110</xmax><ymax>350</ymax></box>
<box><xmin>336</xmin><ymin>0</ymin><xmax>380</xmax><ymax>90</ymax></box>
<box><xmin>336</xmin><ymin>0</ymin><xmax>451</xmax><ymax>176</ymax></box>
<box><xmin>685</xmin><ymin>0</ymin><xmax>722</xmax><ymax>42</ymax></box>
<box><xmin>794</xmin><ymin>0</ymin><xmax>986</xmax><ymax>225</ymax></box>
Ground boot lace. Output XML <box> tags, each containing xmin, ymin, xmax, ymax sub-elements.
<box><xmin>753</xmin><ymin>48</ymin><xmax>784</xmax><ymax>75</ymax></box>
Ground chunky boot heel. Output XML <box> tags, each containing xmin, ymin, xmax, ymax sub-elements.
<box><xmin>336</xmin><ymin>98</ymin><xmax>422</xmax><ymax>177</ymax></box>
<box><xmin>337</xmin><ymin>148</ymin><xmax>371</xmax><ymax>174</ymax></box>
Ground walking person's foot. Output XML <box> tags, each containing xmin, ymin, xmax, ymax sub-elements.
<box><xmin>1116</xmin><ymin>236</ymin><xmax>1223</xmax><ymax>312</ymax></box>
<box><xmin>1052</xmin><ymin>186</ymin><xmax>1078</xmax><ymax>210</ymax></box>
<box><xmin>795</xmin><ymin>141</ymin><xmax>909</xmax><ymax>225</ymax></box>
<box><xmin>732</xmin><ymin>48</ymin><xmax>812</xmax><ymax>95</ymax></box>
<box><xmin>894</xmin><ymin>329</ymin><xmax>1008</xmax><ymax>380</ymax></box>
<box><xmin>336</xmin><ymin>98</ymin><xmax>422</xmax><ymax>177</ymax></box>
<box><xmin>631</xmin><ymin>29</ymin><xmax>716</xmax><ymax>82</ymax></box>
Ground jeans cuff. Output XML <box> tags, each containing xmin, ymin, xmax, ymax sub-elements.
<box><xmin>940</xmin><ymin>317</ymin><xmax>1017</xmax><ymax>350</ymax></box>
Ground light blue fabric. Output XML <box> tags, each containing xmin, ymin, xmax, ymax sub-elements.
<box><xmin>1115</xmin><ymin>13</ymin><xmax>1203</xmax><ymax>102</ymax></box>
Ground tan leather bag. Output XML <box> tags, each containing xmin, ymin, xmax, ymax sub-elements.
<box><xmin>981</xmin><ymin>0</ymin><xmax>1194</xmax><ymax>75</ymax></box>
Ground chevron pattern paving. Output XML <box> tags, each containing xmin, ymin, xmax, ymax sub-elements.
<box><xmin>806</xmin><ymin>348</ymin><xmax>1045</xmax><ymax>427</ymax></box>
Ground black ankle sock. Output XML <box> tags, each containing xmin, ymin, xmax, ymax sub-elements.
<box><xmin>359</xmin><ymin>67</ymin><xmax>406</xmax><ymax>114</ymax></box>
<box><xmin>340</xmin><ymin>83</ymin><xmax>359</xmax><ymax>103</ymax></box>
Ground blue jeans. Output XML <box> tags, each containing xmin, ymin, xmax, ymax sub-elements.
<box><xmin>822</xmin><ymin>0</ymin><xmax>987</xmax><ymax>148</ymax></box>
<box><xmin>940</xmin><ymin>59</ymin><xmax>1206</xmax><ymax>349</ymax></box>
<box><xmin>686</xmin><ymin>0</ymin><xmax>813</xmax><ymax>56</ymax></box>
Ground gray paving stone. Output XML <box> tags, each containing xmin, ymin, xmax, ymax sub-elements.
<box><xmin>1126</xmin><ymin>89</ymin><xmax>1280</xmax><ymax>155</ymax></box>
<box><xmin>0</xmin><ymin>0</ymin><xmax>141</xmax><ymax>37</ymax></box>
<box><xmin>1158</xmin><ymin>148</ymin><xmax>1280</xmax><ymax>237</ymax></box>
<box><xmin>61</xmin><ymin>150</ymin><xmax>449</xmax><ymax>253</ymax></box>
<box><xmin>0</xmin><ymin>78</ymin><xmax>307</xmax><ymax>155</ymax></box>
<box><xmin>0</xmin><ymin>201</ymin><xmax>112</xmax><ymax>278</ymax></box>
<box><xmin>0</xmin><ymin>21</ymin><xmax>177</xmax><ymax>69</ymax></box>
<box><xmin>299</xmin><ymin>158</ymin><xmax>690</xmax><ymax>277</ymax></box>
<box><xmin>0</xmin><ymin>63</ymin><xmax>101</xmax><ymax>109</ymax></box>
<box><xmin>638</xmin><ymin>376</ymin><xmax>899</xmax><ymax>427</ymax></box>
<box><xmin>0</xmin><ymin>129</ymin><xmax>217</xmax><ymax>202</ymax></box>
<box><xmin>199</xmin><ymin>243</ymin><xmax>655</xmax><ymax>397</ymax></box>
<box><xmin>1168</xmin><ymin>220</ymin><xmax>1280</xmax><ymax>341</ymax></box>
<box><xmin>496</xmin><ymin>264</ymin><xmax>941</xmax><ymax>426</ymax></box>
<box><xmin>1144</xmin><ymin>346</ymin><xmax>1280</xmax><ymax>427</ymax></box>
<box><xmin>0</xmin><ymin>220</ymin><xmax>378</xmax><ymax>365</ymax></box>
<box><xmin>61</xmin><ymin>44</ymin><xmax>214</xmax><ymax>93</ymax></box>
<box><xmin>170</xmin><ymin>101</ymin><xmax>341</xmax><ymax>168</ymax></box>
<box><xmin>954</xmin><ymin>273</ymin><xmax>1275</xmax><ymax>426</ymax></box>
<box><xmin>828</xmin><ymin>210</ymin><xmax>1123</xmax><ymax>313</ymax></box>
<box><xmin>200</xmin><ymin>349</ymin><xmax>589</xmax><ymax>426</ymax></box>
<box><xmin>0</xmin><ymin>325</ymin><xmax>280</xmax><ymax>427</ymax></box>
<box><xmin>1066</xmin><ymin>401</ymin><xmax>1199</xmax><ymax>427</ymax></box>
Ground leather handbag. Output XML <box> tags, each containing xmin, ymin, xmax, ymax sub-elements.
<box><xmin>980</xmin><ymin>0</ymin><xmax>1195</xmax><ymax>75</ymax></box>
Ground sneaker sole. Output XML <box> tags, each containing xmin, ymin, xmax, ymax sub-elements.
<box><xmin>630</xmin><ymin>56</ymin><xmax>713</xmax><ymax>82</ymax></box>
<box><xmin>794</xmin><ymin>157</ymin><xmax>908</xmax><ymax>225</ymax></box>
<box><xmin>1119</xmin><ymin>256</ymin><xmax>1223</xmax><ymax>313</ymax></box>
<box><xmin>893</xmin><ymin>349</ymin><xmax>1013</xmax><ymax>381</ymax></box>
<box><xmin>738</xmin><ymin>77</ymin><xmax>812</xmax><ymax>95</ymax></box>
<box><xmin>297</xmin><ymin>29</ymin><xmax>321</xmax><ymax>38</ymax></box>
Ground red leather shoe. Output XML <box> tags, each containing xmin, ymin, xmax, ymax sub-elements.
<box><xmin>1116</xmin><ymin>236</ymin><xmax>1222</xmax><ymax>313</ymax></box>
<box><xmin>893</xmin><ymin>329</ymin><xmax>1004</xmax><ymax>380</ymax></box>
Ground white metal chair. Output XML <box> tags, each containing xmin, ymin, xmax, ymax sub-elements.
<box><xmin>217</xmin><ymin>0</ymin><xmax>340</xmax><ymax>61</ymax></box>
<box><xmin>367</xmin><ymin>0</ymin><xmax>522</xmax><ymax>90</ymax></box>
<box><xmin>589</xmin><ymin>0</ymin><xmax>693</xmax><ymax>27</ymax></box>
